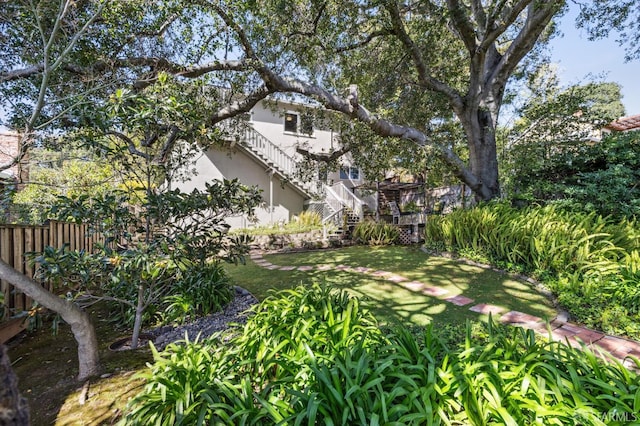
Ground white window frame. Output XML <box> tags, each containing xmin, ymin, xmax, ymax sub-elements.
<box><xmin>284</xmin><ymin>112</ymin><xmax>298</xmax><ymax>133</ymax></box>
<box><xmin>283</xmin><ymin>111</ymin><xmax>314</xmax><ymax>136</ymax></box>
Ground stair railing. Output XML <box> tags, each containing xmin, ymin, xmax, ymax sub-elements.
<box><xmin>329</xmin><ymin>182</ymin><xmax>364</xmax><ymax>220</ymax></box>
<box><xmin>225</xmin><ymin>123</ymin><xmax>317</xmax><ymax>196</ymax></box>
<box><xmin>321</xmin><ymin>207</ymin><xmax>345</xmax><ymax>240</ymax></box>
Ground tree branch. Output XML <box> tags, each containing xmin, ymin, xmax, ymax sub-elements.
<box><xmin>386</xmin><ymin>2</ymin><xmax>464</xmax><ymax>111</ymax></box>
<box><xmin>0</xmin><ymin>65</ymin><xmax>45</xmax><ymax>82</ymax></box>
<box><xmin>1</xmin><ymin>58</ymin><xmax>248</xmax><ymax>87</ymax></box>
<box><xmin>446</xmin><ymin>0</ymin><xmax>478</xmax><ymax>53</ymax></box>
<box><xmin>209</xmin><ymin>85</ymin><xmax>274</xmax><ymax>125</ymax></box>
<box><xmin>470</xmin><ymin>0</ymin><xmax>487</xmax><ymax>33</ymax></box>
<box><xmin>105</xmin><ymin>131</ymin><xmax>152</xmax><ymax>160</ymax></box>
<box><xmin>490</xmin><ymin>1</ymin><xmax>561</xmax><ymax>89</ymax></box>
<box><xmin>480</xmin><ymin>0</ymin><xmax>530</xmax><ymax>51</ymax></box>
<box><xmin>155</xmin><ymin>125</ymin><xmax>181</xmax><ymax>164</ymax></box>
<box><xmin>296</xmin><ymin>145</ymin><xmax>351</xmax><ymax>162</ymax></box>
<box><xmin>334</xmin><ymin>29</ymin><xmax>394</xmax><ymax>53</ymax></box>
<box><xmin>256</xmin><ymin>73</ymin><xmax>480</xmax><ymax>192</ymax></box>
<box><xmin>286</xmin><ymin>2</ymin><xmax>326</xmax><ymax>39</ymax></box>
<box><xmin>207</xmin><ymin>1</ymin><xmax>479</xmax><ymax>189</ymax></box>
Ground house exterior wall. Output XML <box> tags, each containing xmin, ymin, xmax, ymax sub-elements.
<box><xmin>177</xmin><ymin>145</ymin><xmax>306</xmax><ymax>229</ymax></box>
<box><xmin>249</xmin><ymin>102</ymin><xmax>337</xmax><ymax>156</ymax></box>
<box><xmin>249</xmin><ymin>101</ymin><xmax>365</xmax><ymax>189</ymax></box>
<box><xmin>177</xmin><ymin>99</ymin><xmax>364</xmax><ymax>229</ymax></box>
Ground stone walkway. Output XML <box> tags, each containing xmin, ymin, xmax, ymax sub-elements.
<box><xmin>249</xmin><ymin>251</ymin><xmax>640</xmax><ymax>369</ymax></box>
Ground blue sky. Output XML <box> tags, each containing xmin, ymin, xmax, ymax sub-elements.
<box><xmin>548</xmin><ymin>7</ymin><xmax>640</xmax><ymax>116</ymax></box>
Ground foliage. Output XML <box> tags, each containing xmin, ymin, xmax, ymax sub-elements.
<box><xmin>31</xmin><ymin>244</ymin><xmax>234</xmax><ymax>330</ymax></box>
<box><xmin>8</xmin><ymin>147</ymin><xmax>118</xmax><ymax>224</ymax></box>
<box><xmin>505</xmin><ymin>131</ymin><xmax>640</xmax><ymax>219</ymax></box>
<box><xmin>577</xmin><ymin>0</ymin><xmax>640</xmax><ymax>61</ymax></box>
<box><xmin>425</xmin><ymin>203</ymin><xmax>640</xmax><ymax>338</ymax></box>
<box><xmin>124</xmin><ymin>283</ymin><xmax>385</xmax><ymax>424</ymax></box>
<box><xmin>502</xmin><ymin>77</ymin><xmax>638</xmax><ymax>220</ymax></box>
<box><xmin>293</xmin><ymin>210</ymin><xmax>322</xmax><ymax>228</ymax></box>
<box><xmin>31</xmin><ymin>178</ymin><xmax>260</xmax><ymax>344</ymax></box>
<box><xmin>163</xmin><ymin>263</ymin><xmax>233</xmax><ymax>325</ymax></box>
<box><xmin>125</xmin><ymin>284</ymin><xmax>640</xmax><ymax>425</ymax></box>
<box><xmin>352</xmin><ymin>220</ymin><xmax>400</xmax><ymax>246</ymax></box>
<box><xmin>2</xmin><ymin>0</ymin><xmax>575</xmax><ymax>203</ymax></box>
<box><xmin>233</xmin><ymin>210</ymin><xmax>324</xmax><ymax>237</ymax></box>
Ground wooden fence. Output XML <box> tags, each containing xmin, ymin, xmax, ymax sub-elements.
<box><xmin>0</xmin><ymin>221</ymin><xmax>104</xmax><ymax>316</ymax></box>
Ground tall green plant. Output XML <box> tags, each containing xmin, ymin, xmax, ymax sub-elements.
<box><xmin>33</xmin><ymin>178</ymin><xmax>261</xmax><ymax>348</ymax></box>
<box><xmin>425</xmin><ymin>203</ymin><xmax>640</xmax><ymax>338</ymax></box>
<box><xmin>125</xmin><ymin>284</ymin><xmax>640</xmax><ymax>425</ymax></box>
<box><xmin>352</xmin><ymin>220</ymin><xmax>400</xmax><ymax>246</ymax></box>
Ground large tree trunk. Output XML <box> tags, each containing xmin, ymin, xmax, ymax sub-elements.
<box><xmin>0</xmin><ymin>261</ymin><xmax>100</xmax><ymax>381</ymax></box>
<box><xmin>465</xmin><ymin>107</ymin><xmax>500</xmax><ymax>201</ymax></box>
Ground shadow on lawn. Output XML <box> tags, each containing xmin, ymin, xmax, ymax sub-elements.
<box><xmin>229</xmin><ymin>245</ymin><xmax>558</xmax><ymax>328</ymax></box>
<box><xmin>9</xmin><ymin>245</ymin><xmax>558</xmax><ymax>424</ymax></box>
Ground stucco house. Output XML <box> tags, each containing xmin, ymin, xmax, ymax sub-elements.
<box><xmin>176</xmin><ymin>99</ymin><xmax>370</xmax><ymax>229</ymax></box>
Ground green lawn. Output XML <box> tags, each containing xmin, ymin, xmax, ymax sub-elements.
<box><xmin>225</xmin><ymin>245</ymin><xmax>557</xmax><ymax>328</ymax></box>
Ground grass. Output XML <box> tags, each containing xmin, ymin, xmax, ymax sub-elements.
<box><xmin>226</xmin><ymin>245</ymin><xmax>557</xmax><ymax>328</ymax></box>
<box><xmin>8</xmin><ymin>245</ymin><xmax>557</xmax><ymax>424</ymax></box>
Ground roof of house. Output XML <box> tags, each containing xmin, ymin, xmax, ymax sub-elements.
<box><xmin>604</xmin><ymin>114</ymin><xmax>640</xmax><ymax>132</ymax></box>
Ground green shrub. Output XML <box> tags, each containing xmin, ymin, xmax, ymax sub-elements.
<box><xmin>125</xmin><ymin>285</ymin><xmax>640</xmax><ymax>425</ymax></box>
<box><xmin>124</xmin><ymin>284</ymin><xmax>385</xmax><ymax>425</ymax></box>
<box><xmin>352</xmin><ymin>220</ymin><xmax>400</xmax><ymax>245</ymax></box>
<box><xmin>233</xmin><ymin>210</ymin><xmax>325</xmax><ymax>237</ymax></box>
<box><xmin>293</xmin><ymin>210</ymin><xmax>322</xmax><ymax>227</ymax></box>
<box><xmin>506</xmin><ymin>131</ymin><xmax>640</xmax><ymax>220</ymax></box>
<box><xmin>425</xmin><ymin>203</ymin><xmax>640</xmax><ymax>339</ymax></box>
<box><xmin>162</xmin><ymin>263</ymin><xmax>233</xmax><ymax>325</ymax></box>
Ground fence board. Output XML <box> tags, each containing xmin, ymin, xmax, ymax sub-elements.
<box><xmin>12</xmin><ymin>227</ymin><xmax>25</xmax><ymax>311</ymax></box>
<box><xmin>0</xmin><ymin>228</ymin><xmax>11</xmax><ymax>315</ymax></box>
<box><xmin>0</xmin><ymin>221</ymin><xmax>106</xmax><ymax>341</ymax></box>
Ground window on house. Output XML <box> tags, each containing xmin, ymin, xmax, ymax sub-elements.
<box><xmin>284</xmin><ymin>113</ymin><xmax>298</xmax><ymax>133</ymax></box>
<box><xmin>340</xmin><ymin>166</ymin><xmax>360</xmax><ymax>180</ymax></box>
<box><xmin>350</xmin><ymin>167</ymin><xmax>360</xmax><ymax>180</ymax></box>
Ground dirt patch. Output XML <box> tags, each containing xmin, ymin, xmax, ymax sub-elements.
<box><xmin>6</xmin><ymin>306</ymin><xmax>152</xmax><ymax>425</ymax></box>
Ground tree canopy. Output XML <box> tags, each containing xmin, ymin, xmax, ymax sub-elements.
<box><xmin>2</xmin><ymin>0</ymin><xmax>572</xmax><ymax>201</ymax></box>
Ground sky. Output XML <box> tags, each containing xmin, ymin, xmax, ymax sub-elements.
<box><xmin>548</xmin><ymin>7</ymin><xmax>640</xmax><ymax>117</ymax></box>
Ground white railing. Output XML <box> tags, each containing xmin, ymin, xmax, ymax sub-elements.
<box><xmin>321</xmin><ymin>207</ymin><xmax>345</xmax><ymax>240</ymax></box>
<box><xmin>226</xmin><ymin>123</ymin><xmax>317</xmax><ymax>196</ymax></box>
<box><xmin>324</xmin><ymin>185</ymin><xmax>344</xmax><ymax>215</ymax></box>
<box><xmin>329</xmin><ymin>182</ymin><xmax>364</xmax><ymax>220</ymax></box>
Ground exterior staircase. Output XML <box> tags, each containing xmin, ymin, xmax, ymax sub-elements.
<box><xmin>224</xmin><ymin>122</ymin><xmax>364</xmax><ymax>234</ymax></box>
<box><xmin>308</xmin><ymin>182</ymin><xmax>365</xmax><ymax>239</ymax></box>
<box><xmin>228</xmin><ymin>123</ymin><xmax>319</xmax><ymax>197</ymax></box>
